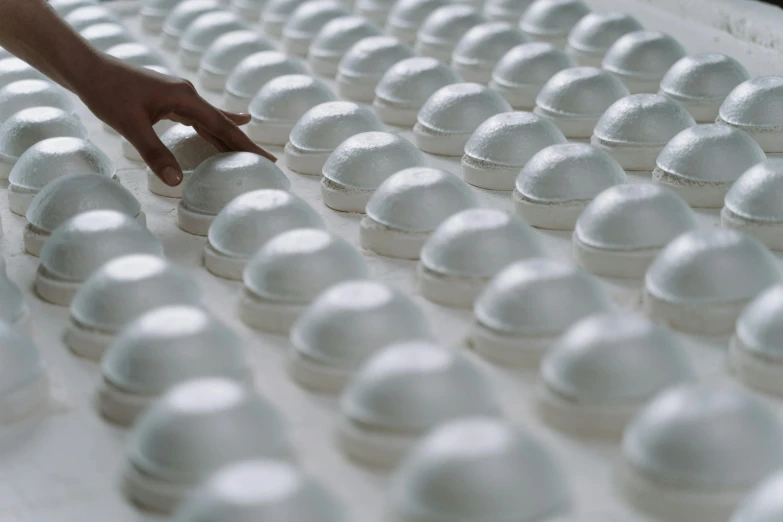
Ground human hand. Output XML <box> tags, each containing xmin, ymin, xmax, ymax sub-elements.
<box><xmin>75</xmin><ymin>55</ymin><xmax>276</xmax><ymax>186</ymax></box>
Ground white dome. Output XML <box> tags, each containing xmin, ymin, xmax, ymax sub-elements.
<box><xmin>475</xmin><ymin>258</ymin><xmax>610</xmax><ymax>337</ymax></box>
<box><xmin>594</xmin><ymin>93</ymin><xmax>696</xmax><ymax>147</ymax></box>
<box><xmin>602</xmin><ymin>31</ymin><xmax>685</xmax><ymax>92</ymax></box>
<box><xmin>519</xmin><ymin>0</ymin><xmax>590</xmax><ymax>43</ymax></box>
<box><xmin>0</xmin><ymin>259</ymin><xmax>26</xmax><ymax>329</ymax></box>
<box><xmin>141</xmin><ymin>0</ymin><xmax>185</xmax><ymax>31</ymax></box>
<box><xmin>336</xmin><ymin>36</ymin><xmax>415</xmax><ymax>102</ymax></box>
<box><xmin>415</xmin><ymin>5</ymin><xmax>487</xmax><ymax>62</ymax></box>
<box><xmin>159</xmin><ymin>124</ymin><xmax>221</xmax><ymax>174</ymax></box>
<box><xmin>660</xmin><ymin>53</ymin><xmax>750</xmax><ymax>122</ymax></box>
<box><xmin>489</xmin><ymin>42</ymin><xmax>576</xmax><ymax>109</ymax></box>
<box><xmin>462</xmin><ymin>111</ymin><xmax>566</xmax><ymax>190</ymax></box>
<box><xmin>126</xmin><ymin>378</ymin><xmax>291</xmax><ymax>512</ymax></box>
<box><xmin>282</xmin><ymin>0</ymin><xmax>351</xmax><ymax>56</ymax></box>
<box><xmin>232</xmin><ymin>0</ymin><xmax>267</xmax><ymax>20</ymax></box>
<box><xmin>354</xmin><ymin>0</ymin><xmax>395</xmax><ymax>26</ymax></box>
<box><xmin>225</xmin><ymin>51</ymin><xmax>307</xmax><ymax>108</ymax></box>
<box><xmin>735</xmin><ymin>284</ymin><xmax>783</xmax><ymax>362</ymax></box>
<box><xmin>389</xmin><ymin>418</ymin><xmax>569</xmax><ymax>522</ymax></box>
<box><xmin>0</xmin><ymin>58</ymin><xmax>45</xmax><ymax>89</ymax></box>
<box><xmin>261</xmin><ymin>0</ymin><xmax>311</xmax><ymax>36</ymax></box>
<box><xmin>0</xmin><ymin>321</ymin><xmax>48</xmax><ymax>425</ymax></box>
<box><xmin>451</xmin><ymin>22</ymin><xmax>528</xmax><ymax>84</ymax></box>
<box><xmin>483</xmin><ymin>0</ymin><xmax>533</xmax><ymax>21</ymax></box>
<box><xmin>207</xmin><ymin>189</ymin><xmax>324</xmax><ymax>260</ymax></box>
<box><xmin>718</xmin><ymin>77</ymin><xmax>783</xmax><ymax>153</ymax></box>
<box><xmin>50</xmin><ymin>0</ymin><xmax>98</xmax><ymax>16</ymax></box>
<box><xmin>243</xmin><ymin>228</ymin><xmax>368</xmax><ymax>304</ymax></box>
<box><xmin>199</xmin><ymin>30</ymin><xmax>273</xmax><ymax>89</ymax></box>
<box><xmin>373</xmin><ymin>57</ymin><xmax>460</xmax><ymax>127</ymax></box>
<box><xmin>179</xmin><ymin>11</ymin><xmax>248</xmax><ymax>66</ymax></box>
<box><xmin>161</xmin><ymin>0</ymin><xmax>223</xmax><ymax>47</ymax></box>
<box><xmin>732</xmin><ymin>471</ymin><xmax>783</xmax><ymax>522</ymax></box>
<box><xmin>106</xmin><ymin>43</ymin><xmax>168</xmax><ymax>69</ymax></box>
<box><xmin>79</xmin><ymin>23</ymin><xmax>134</xmax><ymax>52</ymax></box>
<box><xmin>385</xmin><ymin>0</ymin><xmax>450</xmax><ymax>44</ymax></box>
<box><xmin>171</xmin><ymin>460</ymin><xmax>345</xmax><ymax>522</ymax></box>
<box><xmin>290</xmin><ymin>280</ymin><xmax>431</xmax><ymax>391</ymax></box>
<box><xmin>64</xmin><ymin>5</ymin><xmax>120</xmax><ymax>31</ymax></box>
<box><xmin>724</xmin><ymin>159</ymin><xmax>783</xmax><ymax>226</ymax></box>
<box><xmin>308</xmin><ymin>16</ymin><xmax>382</xmax><ymax>77</ymax></box>
<box><xmin>0</xmin><ymin>107</ymin><xmax>87</xmax><ymax>170</ymax></box>
<box><xmin>0</xmin><ymin>79</ymin><xmax>74</xmax><ymax>122</ymax></box>
<box><xmin>566</xmin><ymin>11</ymin><xmax>643</xmax><ymax>65</ymax></box>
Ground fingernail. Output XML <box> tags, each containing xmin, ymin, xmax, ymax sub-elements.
<box><xmin>162</xmin><ymin>166</ymin><xmax>183</xmax><ymax>186</ymax></box>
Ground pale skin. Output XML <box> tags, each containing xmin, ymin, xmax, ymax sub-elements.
<box><xmin>0</xmin><ymin>0</ymin><xmax>276</xmax><ymax>186</ymax></box>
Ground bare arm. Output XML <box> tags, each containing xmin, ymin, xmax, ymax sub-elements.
<box><xmin>0</xmin><ymin>0</ymin><xmax>276</xmax><ymax>186</ymax></box>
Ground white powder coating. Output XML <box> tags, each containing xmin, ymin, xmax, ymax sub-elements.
<box><xmin>566</xmin><ymin>11</ymin><xmax>643</xmax><ymax>66</ymax></box>
<box><xmin>179</xmin><ymin>11</ymin><xmax>249</xmax><ymax>68</ymax></box>
<box><xmin>415</xmin><ymin>5</ymin><xmax>487</xmax><ymax>62</ymax></box>
<box><xmin>0</xmin><ymin>321</ymin><xmax>48</xmax><ymax>425</ymax></box>
<box><xmin>106</xmin><ymin>43</ymin><xmax>169</xmax><ymax>69</ymax></box>
<box><xmin>717</xmin><ymin>76</ymin><xmax>783</xmax><ymax>153</ymax></box>
<box><xmin>64</xmin><ymin>5</ymin><xmax>121</xmax><ymax>32</ymax></box>
<box><xmin>602</xmin><ymin>30</ymin><xmax>686</xmax><ymax>93</ymax></box>
<box><xmin>308</xmin><ymin>16</ymin><xmax>383</xmax><ymax>77</ymax></box>
<box><xmin>261</xmin><ymin>0</ymin><xmax>311</xmax><ymax>37</ymax></box>
<box><xmin>519</xmin><ymin>0</ymin><xmax>590</xmax><ymax>46</ymax></box>
<box><xmin>388</xmin><ymin>418</ymin><xmax>569</xmax><ymax>522</ymax></box>
<box><xmin>80</xmin><ymin>23</ymin><xmax>134</xmax><ymax>52</ymax></box>
<box><xmin>483</xmin><ymin>0</ymin><xmax>534</xmax><ymax>22</ymax></box>
<box><xmin>722</xmin><ymin>159</ymin><xmax>783</xmax><ymax>250</ymax></box>
<box><xmin>0</xmin><ymin>57</ymin><xmax>46</xmax><ymax>89</ymax></box>
<box><xmin>0</xmin><ymin>79</ymin><xmax>75</xmax><ymax>121</ymax></box>
<box><xmin>281</xmin><ymin>0</ymin><xmax>351</xmax><ymax>57</ymax></box>
<box><xmin>170</xmin><ymin>460</ymin><xmax>346</xmax><ymax>522</ymax></box>
<box><xmin>451</xmin><ymin>22</ymin><xmax>528</xmax><ymax>84</ymax></box>
<box><xmin>198</xmin><ymin>30</ymin><xmax>274</xmax><ymax>90</ymax></box>
<box><xmin>336</xmin><ymin>36</ymin><xmax>415</xmax><ymax>103</ymax></box>
<box><xmin>225</xmin><ymin>51</ymin><xmax>307</xmax><ymax>111</ymax></box>
<box><xmin>385</xmin><ymin>0</ymin><xmax>449</xmax><ymax>44</ymax></box>
<box><xmin>161</xmin><ymin>0</ymin><xmax>223</xmax><ymax>50</ymax></box>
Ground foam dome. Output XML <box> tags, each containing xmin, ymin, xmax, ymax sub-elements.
<box><xmin>100</xmin><ymin>306</ymin><xmax>250</xmax><ymax>425</ymax></box>
<box><xmin>620</xmin><ymin>383</ymin><xmax>783</xmax><ymax>522</ymax></box>
<box><xmin>50</xmin><ymin>0</ymin><xmax>98</xmax><ymax>16</ymax></box>
<box><xmin>321</xmin><ymin>131</ymin><xmax>426</xmax><ymax>212</ymax></box>
<box><xmin>161</xmin><ymin>0</ymin><xmax>223</xmax><ymax>51</ymax></box>
<box><xmin>644</xmin><ymin>229</ymin><xmax>782</xmax><ymax>335</ymax></box>
<box><xmin>339</xmin><ymin>341</ymin><xmax>501</xmax><ymax>467</ymax></box>
<box><xmin>140</xmin><ymin>0</ymin><xmax>185</xmax><ymax>33</ymax></box>
<box><xmin>261</xmin><ymin>0</ymin><xmax>311</xmax><ymax>38</ymax></box>
<box><xmin>565</xmin><ymin>11</ymin><xmax>643</xmax><ymax>66</ymax></box>
<box><xmin>0</xmin><ymin>258</ymin><xmax>29</xmax><ymax>333</ymax></box>
<box><xmin>336</xmin><ymin>36</ymin><xmax>415</xmax><ymax>103</ymax></box>
<box><xmin>248</xmin><ymin>74</ymin><xmax>336</xmax><ymax>146</ymax></box>
<box><xmin>0</xmin><ymin>321</ymin><xmax>48</xmax><ymax>425</ymax></box>
<box><xmin>198</xmin><ymin>30</ymin><xmax>274</xmax><ymax>91</ymax></box>
<box><xmin>451</xmin><ymin>22</ymin><xmax>528</xmax><ymax>84</ymax></box>
<box><xmin>8</xmin><ymin>137</ymin><xmax>115</xmax><ymax>216</ymax></box>
<box><xmin>241</xmin><ymin>229</ymin><xmax>369</xmax><ymax>333</ymax></box>
<box><xmin>660</xmin><ymin>53</ymin><xmax>750</xmax><ymax>123</ymax></box>
<box><xmin>415</xmin><ymin>5</ymin><xmax>487</xmax><ymax>63</ymax></box>
<box><xmin>385</xmin><ymin>0</ymin><xmax>449</xmax><ymax>45</ymax></box>
<box><xmin>281</xmin><ymin>0</ymin><xmax>350</xmax><ymax>57</ymax></box>
<box><xmin>373</xmin><ymin>56</ymin><xmax>460</xmax><ymax>127</ymax></box>
<box><xmin>308</xmin><ymin>16</ymin><xmax>382</xmax><ymax>77</ymax></box>
<box><xmin>717</xmin><ymin>76</ymin><xmax>783</xmax><ymax>153</ymax></box>
<box><xmin>285</xmin><ymin>101</ymin><xmax>384</xmax><ymax>175</ymax></box>
<box><xmin>414</xmin><ymin>83</ymin><xmax>512</xmax><ymax>156</ymax></box>
<box><xmin>125</xmin><ymin>378</ymin><xmax>291</xmax><ymax>513</ymax></box>
<box><xmin>178</xmin><ymin>11</ymin><xmax>248</xmax><ymax>70</ymax></box>
<box><xmin>36</xmin><ymin>210</ymin><xmax>163</xmax><ymax>306</ymax></box>
<box><xmin>483</xmin><ymin>0</ymin><xmax>533</xmax><ymax>21</ymax></box>
<box><xmin>150</xmin><ymin>124</ymin><xmax>221</xmax><ymax>197</ymax></box>
<box><xmin>289</xmin><ymin>280</ymin><xmax>431</xmax><ymax>393</ymax></box>
<box><xmin>231</xmin><ymin>0</ymin><xmax>267</xmax><ymax>20</ymax></box>
<box><xmin>224</xmin><ymin>51</ymin><xmax>307</xmax><ymax>113</ymax></box>
<box><xmin>518</xmin><ymin>0</ymin><xmax>590</xmax><ymax>47</ymax></box>
<box><xmin>389</xmin><ymin>418</ymin><xmax>569</xmax><ymax>522</ymax></box>
<box><xmin>591</xmin><ymin>93</ymin><xmax>696</xmax><ymax>171</ymax></box>
<box><xmin>489</xmin><ymin>42</ymin><xmax>576</xmax><ymax>109</ymax></box>
<box><xmin>0</xmin><ymin>58</ymin><xmax>45</xmax><ymax>89</ymax></box>
<box><xmin>653</xmin><ymin>124</ymin><xmax>766</xmax><ymax>208</ymax></box>
<box><xmin>64</xmin><ymin>5</ymin><xmax>120</xmax><ymax>31</ymax></box>
<box><xmin>106</xmin><ymin>43</ymin><xmax>169</xmax><ymax>69</ymax></box>
<box><xmin>514</xmin><ymin>142</ymin><xmax>626</xmax><ymax>230</ymax></box>
<box><xmin>205</xmin><ymin>189</ymin><xmax>325</xmax><ymax>280</ymax></box>
<box><xmin>722</xmin><ymin>159</ymin><xmax>783</xmax><ymax>251</ymax></box>
<box><xmin>80</xmin><ymin>23</ymin><xmax>134</xmax><ymax>51</ymax></box>
<box><xmin>0</xmin><ymin>79</ymin><xmax>74</xmax><ymax>122</ymax></box>
<box><xmin>602</xmin><ymin>30</ymin><xmax>686</xmax><ymax>93</ymax></box>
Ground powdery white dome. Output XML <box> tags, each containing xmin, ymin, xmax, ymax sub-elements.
<box><xmin>732</xmin><ymin>471</ymin><xmax>783</xmax><ymax>522</ymax></box>
<box><xmin>389</xmin><ymin>418</ymin><xmax>569</xmax><ymax>522</ymax></box>
<box><xmin>198</xmin><ymin>30</ymin><xmax>274</xmax><ymax>91</ymax></box>
<box><xmin>339</xmin><ymin>341</ymin><xmax>501</xmax><ymax>468</ymax></box>
<box><xmin>415</xmin><ymin>5</ymin><xmax>487</xmax><ymax>63</ymax></box>
<box><xmin>472</xmin><ymin>258</ymin><xmax>611</xmax><ymax>367</ymax></box>
<box><xmin>161</xmin><ymin>0</ymin><xmax>223</xmax><ymax>51</ymax></box>
<box><xmin>722</xmin><ymin>160</ymin><xmax>783</xmax><ymax>251</ymax></box>
<box><xmin>308</xmin><ymin>16</ymin><xmax>382</xmax><ymax>77</ymax></box>
<box><xmin>355</xmin><ymin>0</ymin><xmax>395</xmax><ymax>27</ymax></box>
<box><xmin>451</xmin><ymin>22</ymin><xmax>528</xmax><ymax>84</ymax></box>
<box><xmin>106</xmin><ymin>43</ymin><xmax>169</xmax><ymax>69</ymax></box>
<box><xmin>373</xmin><ymin>57</ymin><xmax>460</xmax><ymax>127</ymax></box>
<box><xmin>514</xmin><ymin>142</ymin><xmax>626</xmax><ymax>231</ymax></box>
<box><xmin>66</xmin><ymin>255</ymin><xmax>201</xmax><ymax>362</ymax></box>
<box><xmin>414</xmin><ymin>83</ymin><xmax>512</xmax><ymax>156</ymax></box>
<box><xmin>80</xmin><ymin>22</ymin><xmax>134</xmax><ymax>52</ymax></box>
<box><xmin>385</xmin><ymin>0</ymin><xmax>450</xmax><ymax>45</ymax></box>
<box><xmin>565</xmin><ymin>11</ymin><xmax>643</xmax><ymax>66</ymax></box>
<box><xmin>179</xmin><ymin>11</ymin><xmax>248</xmax><ymax>70</ymax></box>
<box><xmin>0</xmin><ymin>79</ymin><xmax>74</xmax><ymax>122</ymax></box>
<box><xmin>419</xmin><ymin>208</ymin><xmax>543</xmax><ymax>307</ymax></box>
<box><xmin>171</xmin><ymin>460</ymin><xmax>345</xmax><ymax>522</ymax></box>
<box><xmin>321</xmin><ymin>131</ymin><xmax>426</xmax><ymax>212</ymax></box>
<box><xmin>489</xmin><ymin>42</ymin><xmax>576</xmax><ymax>110</ymax></box>
<box><xmin>149</xmin><ymin>124</ymin><xmax>220</xmax><ymax>197</ymax></box>
<box><xmin>362</xmin><ymin>167</ymin><xmax>480</xmax><ymax>259</ymax></box>
<box><xmin>100</xmin><ymin>306</ymin><xmax>250</xmax><ymax>426</ymax></box>
<box><xmin>483</xmin><ymin>0</ymin><xmax>533</xmax><ymax>21</ymax></box>
<box><xmin>717</xmin><ymin>77</ymin><xmax>783</xmax><ymax>153</ymax></box>
<box><xmin>141</xmin><ymin>0</ymin><xmax>186</xmax><ymax>33</ymax></box>
<box><xmin>0</xmin><ymin>259</ymin><xmax>29</xmax><ymax>333</ymax></box>
<box><xmin>0</xmin><ymin>321</ymin><xmax>48</xmax><ymax>425</ymax></box>
<box><xmin>660</xmin><ymin>53</ymin><xmax>750</xmax><ymax>123</ymax></box>
<box><xmin>285</xmin><ymin>101</ymin><xmax>384</xmax><ymax>175</ymax></box>
<box><xmin>539</xmin><ymin>312</ymin><xmax>694</xmax><ymax>438</ymax></box>
<box><xmin>261</xmin><ymin>0</ymin><xmax>310</xmax><ymax>38</ymax></box>
<box><xmin>64</xmin><ymin>5</ymin><xmax>120</xmax><ymax>31</ymax></box>
<box><xmin>518</xmin><ymin>0</ymin><xmax>590</xmax><ymax>47</ymax></box>
<box><xmin>281</xmin><ymin>0</ymin><xmax>351</xmax><ymax>57</ymax></box>
<box><xmin>573</xmin><ymin>184</ymin><xmax>698</xmax><ymax>279</ymax></box>
<box><xmin>240</xmin><ymin>228</ymin><xmax>368</xmax><ymax>334</ymax></box>
<box><xmin>602</xmin><ymin>31</ymin><xmax>686</xmax><ymax>94</ymax></box>
<box><xmin>224</xmin><ymin>52</ymin><xmax>307</xmax><ymax>113</ymax></box>
<box><xmin>248</xmin><ymin>74</ymin><xmax>336</xmax><ymax>146</ymax></box>
<box><xmin>534</xmin><ymin>66</ymin><xmax>630</xmax><ymax>138</ymax></box>
<box><xmin>619</xmin><ymin>383</ymin><xmax>783</xmax><ymax>522</ymax></box>
<box><xmin>50</xmin><ymin>0</ymin><xmax>98</xmax><ymax>16</ymax></box>
<box><xmin>591</xmin><ymin>93</ymin><xmax>696</xmax><ymax>172</ymax></box>
<box><xmin>124</xmin><ymin>378</ymin><xmax>292</xmax><ymax>513</ymax></box>
<box><xmin>35</xmin><ymin>210</ymin><xmax>163</xmax><ymax>306</ymax></box>
<box><xmin>205</xmin><ymin>189</ymin><xmax>325</xmax><ymax>280</ymax></box>
<box><xmin>336</xmin><ymin>36</ymin><xmax>415</xmax><ymax>103</ymax></box>
<box><xmin>289</xmin><ymin>280</ymin><xmax>431</xmax><ymax>393</ymax></box>
<box><xmin>24</xmin><ymin>173</ymin><xmax>143</xmax><ymax>257</ymax></box>
<box><xmin>0</xmin><ymin>59</ymin><xmax>45</xmax><ymax>90</ymax></box>
<box><xmin>232</xmin><ymin>0</ymin><xmax>267</xmax><ymax>21</ymax></box>
<box><xmin>179</xmin><ymin>152</ymin><xmax>290</xmax><ymax>236</ymax></box>
<box><xmin>653</xmin><ymin>124</ymin><xmax>766</xmax><ymax>208</ymax></box>
<box><xmin>644</xmin><ymin>229</ymin><xmax>782</xmax><ymax>335</ymax></box>
<box><xmin>8</xmin><ymin>137</ymin><xmax>115</xmax><ymax>216</ymax></box>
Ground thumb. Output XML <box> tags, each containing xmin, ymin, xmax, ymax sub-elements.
<box><xmin>128</xmin><ymin>125</ymin><xmax>183</xmax><ymax>186</ymax></box>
